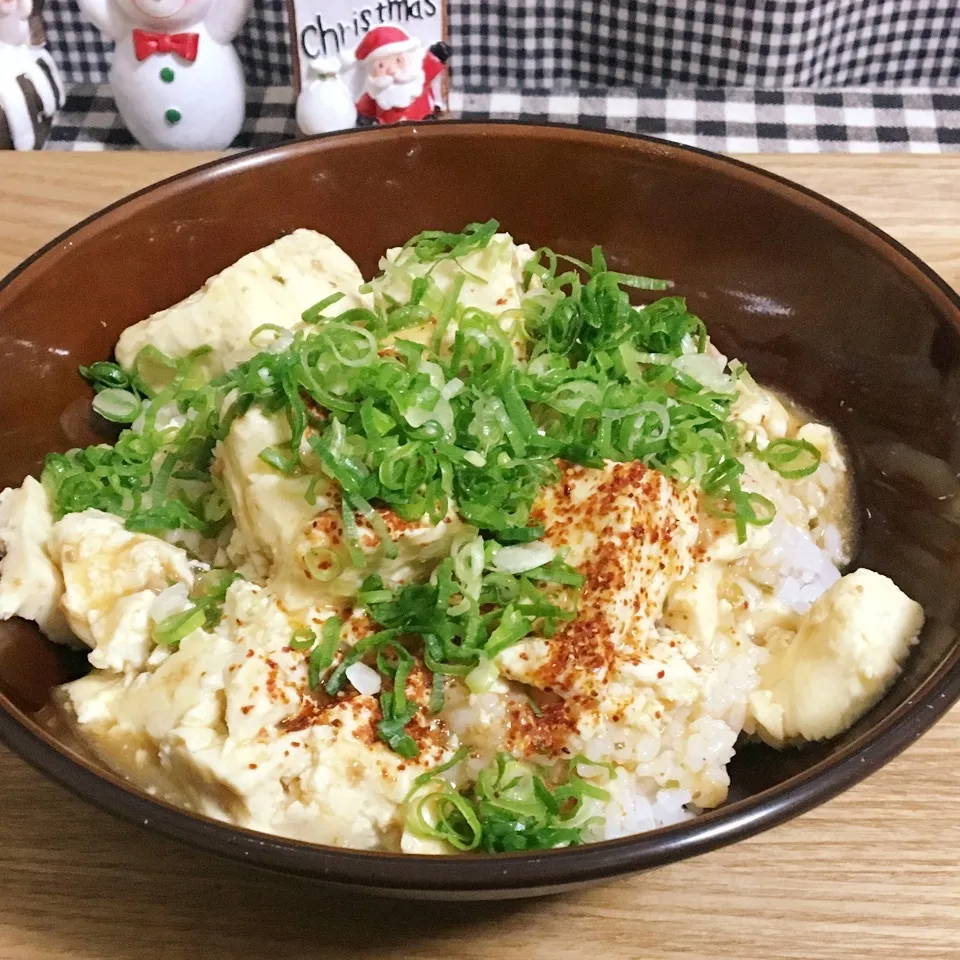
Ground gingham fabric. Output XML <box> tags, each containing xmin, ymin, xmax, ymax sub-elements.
<box><xmin>454</xmin><ymin>0</ymin><xmax>960</xmax><ymax>89</ymax></box>
<box><xmin>45</xmin><ymin>86</ymin><xmax>960</xmax><ymax>152</ymax></box>
<box><xmin>44</xmin><ymin>0</ymin><xmax>960</xmax><ymax>87</ymax></box>
<box><xmin>36</xmin><ymin>0</ymin><xmax>960</xmax><ymax>151</ymax></box>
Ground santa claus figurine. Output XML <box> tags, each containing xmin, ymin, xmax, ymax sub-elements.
<box><xmin>350</xmin><ymin>24</ymin><xmax>449</xmax><ymax>126</ymax></box>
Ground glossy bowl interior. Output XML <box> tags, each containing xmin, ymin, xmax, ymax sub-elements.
<box><xmin>1</xmin><ymin>123</ymin><xmax>959</xmax><ymax>899</ymax></box>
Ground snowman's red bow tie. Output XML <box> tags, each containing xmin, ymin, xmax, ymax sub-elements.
<box><xmin>132</xmin><ymin>28</ymin><xmax>199</xmax><ymax>62</ymax></box>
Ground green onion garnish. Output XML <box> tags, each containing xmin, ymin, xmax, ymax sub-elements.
<box><xmin>153</xmin><ymin>605</ymin><xmax>206</xmax><ymax>647</ymax></box>
<box><xmin>409</xmin><ymin>745</ymin><xmax>470</xmax><ymax>797</ymax></box>
<box><xmin>753</xmin><ymin>437</ymin><xmax>822</xmax><ymax>479</ymax></box>
<box><xmin>79</xmin><ymin>360</ymin><xmax>132</xmax><ymax>391</ymax></box>
<box><xmin>304</xmin><ymin>546</ymin><xmax>344</xmax><ymax>582</ymax></box>
<box><xmin>92</xmin><ymin>388</ymin><xmax>142</xmax><ymax>424</ymax></box>
<box><xmin>47</xmin><ymin>234</ymin><xmax>774</xmax><ymax>547</ymax></box>
<box><xmin>406</xmin><ymin>752</ymin><xmax>609</xmax><ymax>852</ymax></box>
<box><xmin>404</xmin><ymin>219</ymin><xmax>499</xmax><ymax>263</ymax></box>
<box><xmin>308</xmin><ymin>616</ymin><xmax>342</xmax><ymax>689</ymax></box>
<box><xmin>301</xmin><ymin>291</ymin><xmax>346</xmax><ymax>323</ymax></box>
<box><xmin>414</xmin><ymin>791</ymin><xmax>482</xmax><ymax>851</ymax></box>
<box><xmin>289</xmin><ymin>627</ymin><xmax>315</xmax><ymax>651</ymax></box>
<box><xmin>152</xmin><ymin>571</ymin><xmax>241</xmax><ymax>649</ymax></box>
<box><xmin>377</xmin><ymin>690</ymin><xmax>419</xmax><ymax>758</ymax></box>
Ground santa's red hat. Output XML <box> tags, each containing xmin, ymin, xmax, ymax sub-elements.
<box><xmin>349</xmin><ymin>25</ymin><xmax>419</xmax><ymax>64</ymax></box>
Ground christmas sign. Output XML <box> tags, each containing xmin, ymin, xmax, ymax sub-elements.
<box><xmin>288</xmin><ymin>0</ymin><xmax>449</xmax><ymax>135</ymax></box>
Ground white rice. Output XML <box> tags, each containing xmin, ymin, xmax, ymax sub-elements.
<box><xmin>752</xmin><ymin>518</ymin><xmax>842</xmax><ymax>614</ymax></box>
<box><xmin>593</xmin><ymin>775</ymin><xmax>693</xmax><ymax>842</ymax></box>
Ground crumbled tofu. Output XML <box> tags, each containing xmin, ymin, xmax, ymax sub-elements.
<box><xmin>48</xmin><ymin>510</ymin><xmax>195</xmax><ymax>668</ymax></box>
<box><xmin>62</xmin><ymin>580</ymin><xmax>457</xmax><ymax>849</ymax></box>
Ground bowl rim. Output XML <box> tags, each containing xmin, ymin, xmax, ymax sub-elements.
<box><xmin>1</xmin><ymin>119</ymin><xmax>959</xmax><ymax>894</ymax></box>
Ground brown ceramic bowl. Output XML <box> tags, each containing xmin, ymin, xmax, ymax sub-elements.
<box><xmin>1</xmin><ymin>123</ymin><xmax>959</xmax><ymax>899</ymax></box>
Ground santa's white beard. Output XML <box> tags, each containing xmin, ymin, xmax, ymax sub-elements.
<box><xmin>365</xmin><ymin>60</ymin><xmax>427</xmax><ymax>111</ymax></box>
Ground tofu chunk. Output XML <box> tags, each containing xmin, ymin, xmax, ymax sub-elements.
<box><xmin>369</xmin><ymin>232</ymin><xmax>533</xmax><ymax>355</ymax></box>
<box><xmin>216</xmin><ymin>408</ymin><xmax>321</xmax><ymax>583</ymax></box>
<box><xmin>497</xmin><ymin>460</ymin><xmax>699</xmax><ymax>697</ymax></box>
<box><xmin>663</xmin><ymin>560</ymin><xmax>721</xmax><ymax>646</ymax></box>
<box><xmin>115</xmin><ymin>230</ymin><xmax>370</xmax><ymax>388</ymax></box>
<box><xmin>48</xmin><ymin>510</ymin><xmax>195</xmax><ymax>670</ymax></box>
<box><xmin>220</xmin><ymin>581</ymin><xmax>309</xmax><ymax>742</ymax></box>
<box><xmin>747</xmin><ymin>569</ymin><xmax>924</xmax><ymax>745</ymax></box>
<box><xmin>109</xmin><ymin>628</ymin><xmax>235</xmax><ymax>741</ymax></box>
<box><xmin>730</xmin><ymin>372</ymin><xmax>791</xmax><ymax>447</ymax></box>
<box><xmin>63</xmin><ymin>583</ymin><xmax>293</xmax><ymax>750</ymax></box>
<box><xmin>0</xmin><ymin>476</ymin><xmax>73</xmax><ymax>644</ymax></box>
<box><xmin>63</xmin><ymin>579</ymin><xmax>456</xmax><ymax>849</ymax></box>
<box><xmin>218</xmin><ymin>409</ymin><xmax>471</xmax><ymax>611</ymax></box>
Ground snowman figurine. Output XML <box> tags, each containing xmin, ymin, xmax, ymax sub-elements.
<box><xmin>75</xmin><ymin>0</ymin><xmax>250</xmax><ymax>149</ymax></box>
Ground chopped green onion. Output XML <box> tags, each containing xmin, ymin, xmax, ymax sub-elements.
<box><xmin>80</xmin><ymin>361</ymin><xmax>132</xmax><ymax>391</ymax></box>
<box><xmin>258</xmin><ymin>444</ymin><xmax>299</xmax><ymax>475</ymax></box>
<box><xmin>132</xmin><ymin>344</ymin><xmax>179</xmax><ymax>393</ymax></box>
<box><xmin>429</xmin><ymin>670</ymin><xmax>446</xmax><ymax>714</ymax></box>
<box><xmin>406</xmin><ymin>751</ymin><xmax>601</xmax><ymax>852</ymax></box>
<box><xmin>753</xmin><ymin>437</ymin><xmax>822</xmax><ymax>479</ymax></box>
<box><xmin>304</xmin><ymin>546</ymin><xmax>344</xmax><ymax>582</ymax></box>
<box><xmin>413</xmin><ymin>791</ymin><xmax>482</xmax><ymax>851</ymax></box>
<box><xmin>409</xmin><ymin>745</ymin><xmax>470</xmax><ymax>798</ymax></box>
<box><xmin>153</xmin><ymin>605</ymin><xmax>206</xmax><ymax>647</ymax></box>
<box><xmin>377</xmin><ymin>690</ymin><xmax>419</xmax><ymax>758</ymax></box>
<box><xmin>307</xmin><ymin>616</ymin><xmax>342</xmax><ymax>689</ymax></box>
<box><xmin>323</xmin><ymin>323</ymin><xmax>378</xmax><ymax>368</ymax></box>
<box><xmin>92</xmin><ymin>388</ymin><xmax>142</xmax><ymax>424</ymax></box>
<box><xmin>289</xmin><ymin>627</ymin><xmax>315</xmax><ymax>651</ymax></box>
<box><xmin>743</xmin><ymin>492</ymin><xmax>776</xmax><ymax>526</ymax></box>
<box><xmin>301</xmin><ymin>291</ymin><xmax>346</xmax><ymax>323</ymax></box>
<box><xmin>249</xmin><ymin>323</ymin><xmax>288</xmax><ymax>344</ymax></box>
<box><xmin>404</xmin><ymin>219</ymin><xmax>499</xmax><ymax>263</ymax></box>
<box><xmin>465</xmin><ymin>656</ymin><xmax>499</xmax><ymax>693</ymax></box>
<box><xmin>496</xmin><ymin>525</ymin><xmax>546</xmax><ymax>544</ymax></box>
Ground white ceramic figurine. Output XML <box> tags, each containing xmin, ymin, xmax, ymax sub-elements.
<box><xmin>74</xmin><ymin>0</ymin><xmax>251</xmax><ymax>149</ymax></box>
<box><xmin>0</xmin><ymin>0</ymin><xmax>64</xmax><ymax>149</ymax></box>
<box><xmin>295</xmin><ymin>54</ymin><xmax>356</xmax><ymax>135</ymax></box>
<box><xmin>0</xmin><ymin>0</ymin><xmax>31</xmax><ymax>45</ymax></box>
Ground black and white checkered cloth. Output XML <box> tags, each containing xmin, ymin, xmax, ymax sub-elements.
<box><xmin>453</xmin><ymin>0</ymin><xmax>960</xmax><ymax>89</ymax></box>
<box><xmin>38</xmin><ymin>0</ymin><xmax>960</xmax><ymax>151</ymax></box>
<box><xmin>46</xmin><ymin>86</ymin><xmax>960</xmax><ymax>152</ymax></box>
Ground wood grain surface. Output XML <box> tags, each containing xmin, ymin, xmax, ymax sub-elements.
<box><xmin>0</xmin><ymin>152</ymin><xmax>958</xmax><ymax>960</ymax></box>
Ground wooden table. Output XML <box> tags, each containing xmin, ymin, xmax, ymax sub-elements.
<box><xmin>0</xmin><ymin>153</ymin><xmax>958</xmax><ymax>960</ymax></box>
